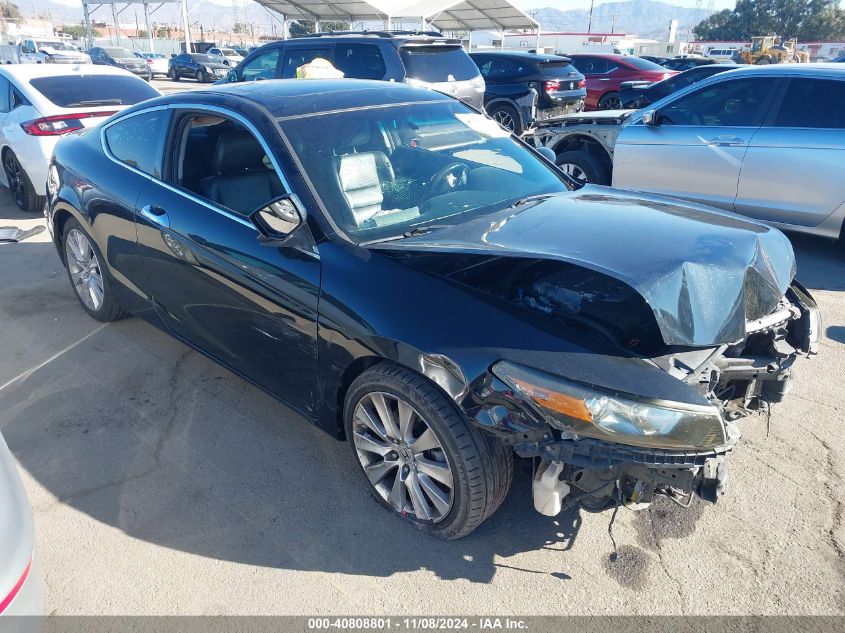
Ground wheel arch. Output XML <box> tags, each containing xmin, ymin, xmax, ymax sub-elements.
<box><xmin>322</xmin><ymin>343</ymin><xmax>472</xmax><ymax>441</ymax></box>
<box><xmin>484</xmin><ymin>98</ymin><xmax>526</xmax><ymax>128</ymax></box>
<box><xmin>551</xmin><ymin>133</ymin><xmax>613</xmax><ymax>177</ymax></box>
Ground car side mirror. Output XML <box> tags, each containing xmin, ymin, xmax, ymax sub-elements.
<box><xmin>642</xmin><ymin>109</ymin><xmax>657</xmax><ymax>126</ymax></box>
<box><xmin>227</xmin><ymin>69</ymin><xmax>238</xmax><ymax>82</ymax></box>
<box><xmin>535</xmin><ymin>146</ymin><xmax>556</xmax><ymax>162</ymax></box>
<box><xmin>251</xmin><ymin>195</ymin><xmax>305</xmax><ymax>244</ymax></box>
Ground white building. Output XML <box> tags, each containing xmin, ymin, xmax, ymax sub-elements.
<box><xmin>503</xmin><ymin>31</ymin><xmax>657</xmax><ymax>55</ymax></box>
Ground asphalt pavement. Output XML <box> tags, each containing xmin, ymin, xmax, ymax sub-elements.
<box><xmin>0</xmin><ymin>190</ymin><xmax>843</xmax><ymax>615</ymax></box>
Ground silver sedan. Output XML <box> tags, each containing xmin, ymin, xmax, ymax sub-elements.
<box><xmin>613</xmin><ymin>64</ymin><xmax>845</xmax><ymax>239</ymax></box>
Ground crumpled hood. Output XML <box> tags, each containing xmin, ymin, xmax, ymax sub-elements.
<box><xmin>374</xmin><ymin>188</ymin><xmax>796</xmax><ymax>347</ymax></box>
<box><xmin>41</xmin><ymin>47</ymin><xmax>87</xmax><ymax>58</ymax></box>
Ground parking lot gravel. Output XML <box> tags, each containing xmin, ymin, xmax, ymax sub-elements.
<box><xmin>0</xmin><ymin>188</ymin><xmax>843</xmax><ymax>615</ymax></box>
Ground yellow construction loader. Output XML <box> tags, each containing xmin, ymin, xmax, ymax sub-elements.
<box><xmin>737</xmin><ymin>36</ymin><xmax>810</xmax><ymax>64</ymax></box>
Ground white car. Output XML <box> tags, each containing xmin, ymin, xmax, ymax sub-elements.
<box><xmin>135</xmin><ymin>52</ymin><xmax>169</xmax><ymax>77</ymax></box>
<box><xmin>207</xmin><ymin>47</ymin><xmax>244</xmax><ymax>66</ymax></box>
<box><xmin>0</xmin><ymin>64</ymin><xmax>160</xmax><ymax>212</ymax></box>
<box><xmin>17</xmin><ymin>38</ymin><xmax>91</xmax><ymax>64</ymax></box>
<box><xmin>0</xmin><ymin>430</ymin><xmax>42</xmax><ymax>622</ymax></box>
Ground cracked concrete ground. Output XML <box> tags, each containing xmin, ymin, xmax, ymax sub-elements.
<box><xmin>0</xmin><ymin>190</ymin><xmax>843</xmax><ymax>615</ymax></box>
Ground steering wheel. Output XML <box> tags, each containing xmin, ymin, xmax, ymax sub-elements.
<box><xmin>429</xmin><ymin>163</ymin><xmax>469</xmax><ymax>197</ymax></box>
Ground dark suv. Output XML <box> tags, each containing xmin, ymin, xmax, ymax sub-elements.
<box><xmin>469</xmin><ymin>51</ymin><xmax>585</xmax><ymax>134</ymax></box>
<box><xmin>88</xmin><ymin>46</ymin><xmax>152</xmax><ymax>81</ymax></box>
<box><xmin>223</xmin><ymin>30</ymin><xmax>484</xmax><ymax>110</ymax></box>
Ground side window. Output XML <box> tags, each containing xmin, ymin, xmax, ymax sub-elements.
<box><xmin>0</xmin><ymin>77</ymin><xmax>10</xmax><ymax>113</ymax></box>
<box><xmin>171</xmin><ymin>112</ymin><xmax>284</xmax><ymax>216</ymax></box>
<box><xmin>487</xmin><ymin>58</ymin><xmax>518</xmax><ymax>80</ymax></box>
<box><xmin>280</xmin><ymin>47</ymin><xmax>331</xmax><ymax>79</ymax></box>
<box><xmin>576</xmin><ymin>57</ymin><xmax>607</xmax><ymax>74</ymax></box>
<box><xmin>23</xmin><ymin>40</ymin><xmax>35</xmax><ymax>54</ymax></box>
<box><xmin>657</xmin><ymin>78</ymin><xmax>774</xmax><ymax>127</ymax></box>
<box><xmin>774</xmin><ymin>79</ymin><xmax>845</xmax><ymax>129</ymax></box>
<box><xmin>10</xmin><ymin>87</ymin><xmax>27</xmax><ymax>109</ymax></box>
<box><xmin>241</xmin><ymin>49</ymin><xmax>280</xmax><ymax>81</ymax></box>
<box><xmin>335</xmin><ymin>43</ymin><xmax>386</xmax><ymax>80</ymax></box>
<box><xmin>105</xmin><ymin>110</ymin><xmax>167</xmax><ymax>177</ymax></box>
<box><xmin>475</xmin><ymin>57</ymin><xmax>492</xmax><ymax>78</ymax></box>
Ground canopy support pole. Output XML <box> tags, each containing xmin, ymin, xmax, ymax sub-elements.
<box><xmin>180</xmin><ymin>0</ymin><xmax>191</xmax><ymax>51</ymax></box>
<box><xmin>83</xmin><ymin>3</ymin><xmax>94</xmax><ymax>49</ymax></box>
<box><xmin>143</xmin><ymin>2</ymin><xmax>155</xmax><ymax>52</ymax></box>
<box><xmin>112</xmin><ymin>2</ymin><xmax>121</xmax><ymax>45</ymax></box>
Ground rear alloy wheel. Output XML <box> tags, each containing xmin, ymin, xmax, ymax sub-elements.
<box><xmin>489</xmin><ymin>104</ymin><xmax>523</xmax><ymax>135</ymax></box>
<box><xmin>62</xmin><ymin>219</ymin><xmax>129</xmax><ymax>322</ymax></box>
<box><xmin>3</xmin><ymin>150</ymin><xmax>45</xmax><ymax>213</ymax></box>
<box><xmin>345</xmin><ymin>363</ymin><xmax>512</xmax><ymax>539</ymax></box>
<box><xmin>170</xmin><ymin>67</ymin><xmax>180</xmax><ymax>81</ymax></box>
<box><xmin>555</xmin><ymin>150</ymin><xmax>610</xmax><ymax>186</ymax></box>
<box><xmin>597</xmin><ymin>91</ymin><xmax>622</xmax><ymax>110</ymax></box>
<box><xmin>196</xmin><ymin>69</ymin><xmax>207</xmax><ymax>83</ymax></box>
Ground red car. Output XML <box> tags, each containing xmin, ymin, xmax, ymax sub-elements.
<box><xmin>566</xmin><ymin>54</ymin><xmax>677</xmax><ymax>110</ymax></box>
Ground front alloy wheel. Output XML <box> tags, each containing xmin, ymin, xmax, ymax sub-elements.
<box><xmin>352</xmin><ymin>392</ymin><xmax>454</xmax><ymax>522</ymax></box>
<box><xmin>345</xmin><ymin>364</ymin><xmax>513</xmax><ymax>539</ymax></box>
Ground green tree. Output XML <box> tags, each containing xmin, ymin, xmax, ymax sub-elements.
<box><xmin>61</xmin><ymin>24</ymin><xmax>102</xmax><ymax>38</ymax></box>
<box><xmin>1</xmin><ymin>1</ymin><xmax>22</xmax><ymax>19</ymax></box>
<box><xmin>693</xmin><ymin>0</ymin><xmax>845</xmax><ymax>41</ymax></box>
<box><xmin>288</xmin><ymin>20</ymin><xmax>350</xmax><ymax>37</ymax></box>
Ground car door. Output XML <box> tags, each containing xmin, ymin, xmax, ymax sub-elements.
<box><xmin>613</xmin><ymin>76</ymin><xmax>779</xmax><ymax>211</ymax></box>
<box><xmin>735</xmin><ymin>76</ymin><xmax>845</xmax><ymax>228</ymax></box>
<box><xmin>278</xmin><ymin>44</ymin><xmax>333</xmax><ymax>79</ymax></box>
<box><xmin>133</xmin><ymin>106</ymin><xmax>321</xmax><ymax>416</ymax></box>
<box><xmin>20</xmin><ymin>39</ymin><xmax>36</xmax><ymax>63</ymax></box>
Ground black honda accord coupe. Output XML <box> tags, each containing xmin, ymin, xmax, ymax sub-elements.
<box><xmin>46</xmin><ymin>80</ymin><xmax>819</xmax><ymax>539</ymax></box>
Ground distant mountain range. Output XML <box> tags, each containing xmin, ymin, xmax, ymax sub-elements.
<box><xmin>19</xmin><ymin>0</ymin><xmax>714</xmax><ymax>42</ymax></box>
<box><xmin>527</xmin><ymin>0</ymin><xmax>715</xmax><ymax>40</ymax></box>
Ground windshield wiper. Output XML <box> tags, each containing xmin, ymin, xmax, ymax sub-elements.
<box><xmin>360</xmin><ymin>224</ymin><xmax>451</xmax><ymax>246</ymax></box>
<box><xmin>67</xmin><ymin>99</ymin><xmax>123</xmax><ymax>106</ymax></box>
<box><xmin>509</xmin><ymin>193</ymin><xmax>559</xmax><ymax>208</ymax></box>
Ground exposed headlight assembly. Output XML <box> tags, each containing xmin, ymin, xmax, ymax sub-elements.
<box><xmin>494</xmin><ymin>361</ymin><xmax>726</xmax><ymax>450</ymax></box>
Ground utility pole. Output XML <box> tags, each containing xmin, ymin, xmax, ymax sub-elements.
<box><xmin>587</xmin><ymin>0</ymin><xmax>595</xmax><ymax>34</ymax></box>
<box><xmin>610</xmin><ymin>12</ymin><xmax>616</xmax><ymax>34</ymax></box>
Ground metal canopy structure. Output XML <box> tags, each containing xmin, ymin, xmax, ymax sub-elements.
<box><xmin>81</xmin><ymin>0</ymin><xmax>185</xmax><ymax>53</ymax></box>
<box><xmin>398</xmin><ymin>0</ymin><xmax>538</xmax><ymax>31</ymax></box>
<box><xmin>252</xmin><ymin>0</ymin><xmax>538</xmax><ymax>32</ymax></box>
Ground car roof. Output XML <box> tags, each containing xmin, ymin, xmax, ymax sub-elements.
<box><xmin>567</xmin><ymin>53</ymin><xmax>628</xmax><ymax>59</ymax></box>
<box><xmin>0</xmin><ymin>63</ymin><xmax>134</xmax><ymax>80</ymax></box>
<box><xmin>162</xmin><ymin>78</ymin><xmax>454</xmax><ymax>118</ymax></box>
<box><xmin>468</xmin><ymin>50</ymin><xmax>567</xmax><ymax>62</ymax></box>
<box><xmin>715</xmin><ymin>63</ymin><xmax>845</xmax><ymax>78</ymax></box>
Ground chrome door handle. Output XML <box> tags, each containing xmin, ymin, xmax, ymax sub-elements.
<box><xmin>140</xmin><ymin>204</ymin><xmax>169</xmax><ymax>228</ymax></box>
<box><xmin>707</xmin><ymin>136</ymin><xmax>744</xmax><ymax>146</ymax></box>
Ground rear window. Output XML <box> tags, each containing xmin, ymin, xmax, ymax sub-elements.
<box><xmin>103</xmin><ymin>47</ymin><xmax>133</xmax><ymax>58</ymax></box>
<box><xmin>538</xmin><ymin>60</ymin><xmax>576</xmax><ymax>78</ymax></box>
<box><xmin>29</xmin><ymin>75</ymin><xmax>158</xmax><ymax>107</ymax></box>
<box><xmin>400</xmin><ymin>46</ymin><xmax>479</xmax><ymax>82</ymax></box>
<box><xmin>622</xmin><ymin>57</ymin><xmax>667</xmax><ymax>71</ymax></box>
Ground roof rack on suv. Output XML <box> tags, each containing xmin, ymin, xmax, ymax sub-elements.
<box><xmin>307</xmin><ymin>29</ymin><xmax>445</xmax><ymax>38</ymax></box>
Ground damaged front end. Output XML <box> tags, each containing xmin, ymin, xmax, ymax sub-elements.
<box><xmin>379</xmin><ymin>190</ymin><xmax>820</xmax><ymax>515</ymax></box>
<box><xmin>459</xmin><ymin>270</ymin><xmax>819</xmax><ymax>516</ymax></box>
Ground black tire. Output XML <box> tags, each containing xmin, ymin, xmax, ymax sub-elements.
<box><xmin>555</xmin><ymin>150</ymin><xmax>610</xmax><ymax>186</ymax></box>
<box><xmin>488</xmin><ymin>103</ymin><xmax>523</xmax><ymax>136</ymax></box>
<box><xmin>344</xmin><ymin>363</ymin><xmax>513</xmax><ymax>540</ymax></box>
<box><xmin>170</xmin><ymin>67</ymin><xmax>180</xmax><ymax>81</ymax></box>
<box><xmin>61</xmin><ymin>218</ymin><xmax>129</xmax><ymax>322</ymax></box>
<box><xmin>3</xmin><ymin>149</ymin><xmax>45</xmax><ymax>213</ymax></box>
<box><xmin>597</xmin><ymin>91</ymin><xmax>622</xmax><ymax>110</ymax></box>
<box><xmin>196</xmin><ymin>69</ymin><xmax>207</xmax><ymax>83</ymax></box>
<box><xmin>755</xmin><ymin>56</ymin><xmax>772</xmax><ymax>65</ymax></box>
